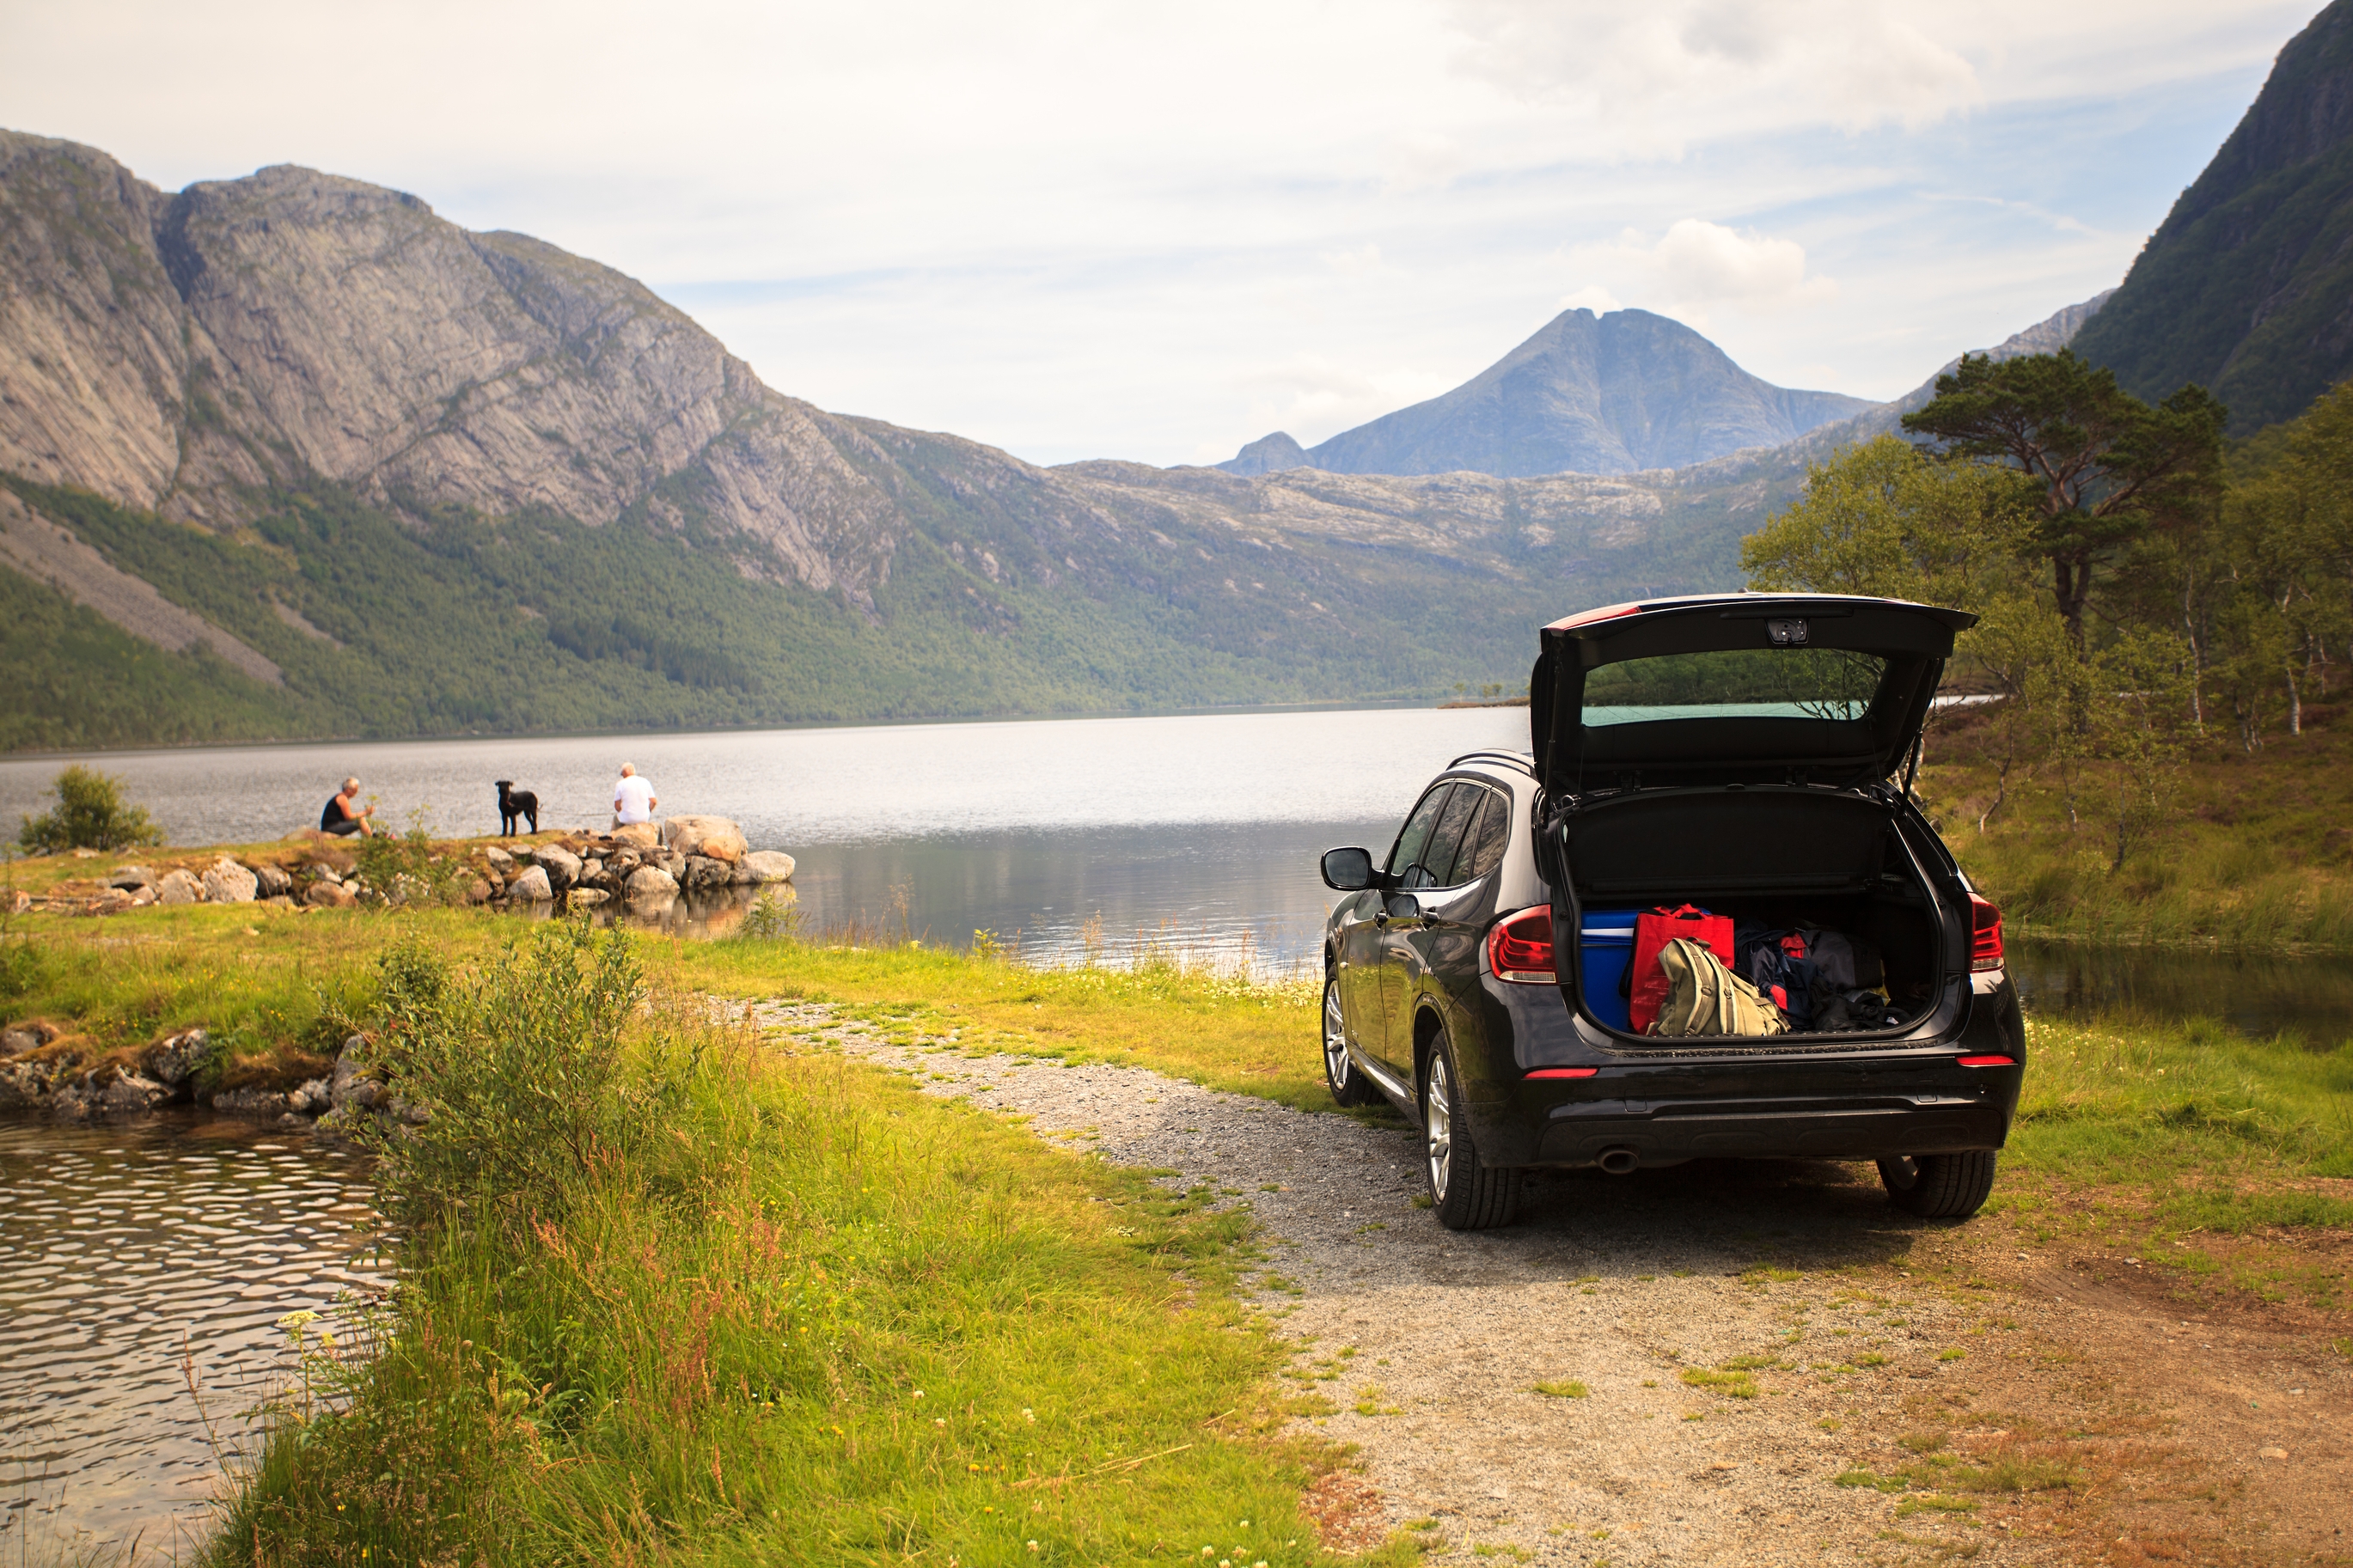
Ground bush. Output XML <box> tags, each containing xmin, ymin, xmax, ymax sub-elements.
<box><xmin>17</xmin><ymin>765</ymin><xmax>164</xmax><ymax>853</ymax></box>
<box><xmin>368</xmin><ymin>921</ymin><xmax>691</xmax><ymax>1228</ymax></box>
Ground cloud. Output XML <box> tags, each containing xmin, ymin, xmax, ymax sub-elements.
<box><xmin>1570</xmin><ymin>219</ymin><xmax>1837</xmax><ymax>325</ymax></box>
<box><xmin>1558</xmin><ymin>284</ymin><xmax>1623</xmax><ymax>313</ymax></box>
<box><xmin>1321</xmin><ymin>243</ymin><xmax>1389</xmax><ymax>277</ymax></box>
<box><xmin>1227</xmin><ymin>356</ymin><xmax>1453</xmax><ymax>448</ymax></box>
<box><xmin>1445</xmin><ymin>0</ymin><xmax>1983</xmax><ymax>153</ymax></box>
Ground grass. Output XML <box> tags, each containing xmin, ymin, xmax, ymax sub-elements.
<box><xmin>1922</xmin><ymin>704</ymin><xmax>2353</xmax><ymax>951</ymax></box>
<box><xmin>208</xmin><ymin>921</ymin><xmax>1346</xmax><ymax>1567</ymax></box>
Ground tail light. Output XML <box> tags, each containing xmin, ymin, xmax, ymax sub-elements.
<box><xmin>1970</xmin><ymin>894</ymin><xmax>2003</xmax><ymax>972</ymax></box>
<box><xmin>1488</xmin><ymin>906</ymin><xmax>1556</xmax><ymax>984</ymax></box>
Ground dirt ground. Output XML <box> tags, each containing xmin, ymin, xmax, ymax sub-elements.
<box><xmin>751</xmin><ymin>1001</ymin><xmax>2351</xmax><ymax>1568</ymax></box>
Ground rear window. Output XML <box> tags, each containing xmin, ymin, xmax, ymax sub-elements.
<box><xmin>1583</xmin><ymin>649</ymin><xmax>1886</xmax><ymax>726</ymax></box>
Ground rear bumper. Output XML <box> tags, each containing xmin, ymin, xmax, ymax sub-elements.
<box><xmin>1525</xmin><ymin>1088</ymin><xmax>2011</xmax><ymax>1168</ymax></box>
<box><xmin>1463</xmin><ymin>973</ymin><xmax>2026</xmax><ymax>1169</ymax></box>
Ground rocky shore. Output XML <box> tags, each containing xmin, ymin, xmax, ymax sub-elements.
<box><xmin>0</xmin><ymin>815</ymin><xmax>792</xmax><ymax>1125</ymax></box>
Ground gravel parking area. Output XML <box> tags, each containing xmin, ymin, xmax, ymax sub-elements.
<box><xmin>747</xmin><ymin>999</ymin><xmax>2089</xmax><ymax>1566</ymax></box>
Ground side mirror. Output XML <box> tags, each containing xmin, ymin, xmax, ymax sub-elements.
<box><xmin>1320</xmin><ymin>847</ymin><xmax>1377</xmax><ymax>891</ymax></box>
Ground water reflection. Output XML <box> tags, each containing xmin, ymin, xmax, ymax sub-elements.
<box><xmin>0</xmin><ymin>1117</ymin><xmax>386</xmax><ymax>1556</ymax></box>
<box><xmin>2009</xmin><ymin>937</ymin><xmax>2353</xmax><ymax>1043</ymax></box>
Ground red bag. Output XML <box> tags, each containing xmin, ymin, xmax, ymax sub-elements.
<box><xmin>1629</xmin><ymin>905</ymin><xmax>1736</xmax><ymax>1032</ymax></box>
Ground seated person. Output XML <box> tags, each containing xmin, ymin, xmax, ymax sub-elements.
<box><xmin>321</xmin><ymin>777</ymin><xmax>376</xmax><ymax>837</ymax></box>
<box><xmin>613</xmin><ymin>762</ymin><xmax>657</xmax><ymax>828</ymax></box>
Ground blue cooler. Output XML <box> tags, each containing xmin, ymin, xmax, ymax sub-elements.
<box><xmin>1578</xmin><ymin>908</ymin><xmax>1641</xmax><ymax>1032</ymax></box>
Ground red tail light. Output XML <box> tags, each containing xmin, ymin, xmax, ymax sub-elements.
<box><xmin>1970</xmin><ymin>894</ymin><xmax>2003</xmax><ymax>972</ymax></box>
<box><xmin>1488</xmin><ymin>906</ymin><xmax>1556</xmax><ymax>984</ymax></box>
<box><xmin>1957</xmin><ymin>1055</ymin><xmax>2015</xmax><ymax>1068</ymax></box>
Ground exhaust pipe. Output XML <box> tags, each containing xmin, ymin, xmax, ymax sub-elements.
<box><xmin>1597</xmin><ymin>1147</ymin><xmax>1640</xmax><ymax>1175</ymax></box>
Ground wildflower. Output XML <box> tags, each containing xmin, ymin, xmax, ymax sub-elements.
<box><xmin>275</xmin><ymin>1310</ymin><xmax>320</xmax><ymax>1331</ymax></box>
<box><xmin>1022</xmin><ymin>1407</ymin><xmax>1036</xmax><ymax>1423</ymax></box>
<box><xmin>1027</xmin><ymin>1544</ymin><xmax>1041</xmax><ymax>1555</ymax></box>
<box><xmin>935</xmin><ymin>1418</ymin><xmax>947</xmax><ymax>1427</ymax></box>
<box><xmin>914</xmin><ymin>1389</ymin><xmax>926</xmax><ymax>1400</ymax></box>
<box><xmin>318</xmin><ymin>1332</ymin><xmax>336</xmax><ymax>1349</ymax></box>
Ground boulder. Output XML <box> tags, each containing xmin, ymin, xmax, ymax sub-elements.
<box><xmin>611</xmin><ymin>821</ymin><xmax>661</xmax><ymax>849</ymax></box>
<box><xmin>463</xmin><ymin>877</ymin><xmax>493</xmax><ymax>905</ymax></box>
<box><xmin>388</xmin><ymin>873</ymin><xmax>433</xmax><ymax>906</ymax></box>
<box><xmin>5</xmin><ymin>889</ymin><xmax>28</xmax><ymax>916</ymax></box>
<box><xmin>251</xmin><ymin>863</ymin><xmax>294</xmax><ymax>898</ymax></box>
<box><xmin>108</xmin><ymin>865</ymin><xmax>156</xmax><ymax>891</ymax></box>
<box><xmin>210</xmin><ymin>1084</ymin><xmax>291</xmax><ymax>1117</ymax></box>
<box><xmin>101</xmin><ymin>1069</ymin><xmax>173</xmax><ymax>1114</ymax></box>
<box><xmin>0</xmin><ymin>1059</ymin><xmax>47</xmax><ymax>1110</ymax></box>
<box><xmin>624</xmin><ymin>865</ymin><xmax>679</xmax><ymax>900</ymax></box>
<box><xmin>329</xmin><ymin>1038</ymin><xmax>383</xmax><ymax>1113</ymax></box>
<box><xmin>681</xmin><ymin>854</ymin><xmax>734</xmax><ymax>890</ymax></box>
<box><xmin>737</xmin><ymin>850</ymin><xmax>797</xmax><ymax>884</ymax></box>
<box><xmin>155</xmin><ymin>869</ymin><xmax>204</xmax><ymax>905</ymax></box>
<box><xmin>202</xmin><ymin>857</ymin><xmax>259</xmax><ymax>904</ymax></box>
<box><xmin>1</xmin><ymin>1027</ymin><xmax>40</xmax><ymax>1057</ymax></box>
<box><xmin>290</xmin><ymin>1077</ymin><xmax>332</xmax><ymax>1114</ymax></box>
<box><xmin>86</xmin><ymin>887</ymin><xmax>136</xmax><ymax>916</ymax></box>
<box><xmin>533</xmin><ymin>845</ymin><xmax>582</xmax><ymax>892</ymax></box>
<box><xmin>483</xmin><ymin>845</ymin><xmax>515</xmax><ymax>872</ymax></box>
<box><xmin>661</xmin><ymin>815</ymin><xmax>747</xmax><ymax>864</ymax></box>
<box><xmin>506</xmin><ymin>864</ymin><xmax>553</xmax><ymax>901</ymax></box>
<box><xmin>303</xmin><ymin>880</ymin><xmax>358</xmax><ymax>909</ymax></box>
<box><xmin>144</xmin><ymin>1028</ymin><xmax>214</xmax><ymax>1085</ymax></box>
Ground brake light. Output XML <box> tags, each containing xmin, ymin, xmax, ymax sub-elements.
<box><xmin>1488</xmin><ymin>906</ymin><xmax>1556</xmax><ymax>984</ymax></box>
<box><xmin>1549</xmin><ymin>601</ymin><xmax>1643</xmax><ymax>630</ymax></box>
<box><xmin>1970</xmin><ymin>894</ymin><xmax>2003</xmax><ymax>972</ymax></box>
<box><xmin>1957</xmin><ymin>1055</ymin><xmax>2015</xmax><ymax>1068</ymax></box>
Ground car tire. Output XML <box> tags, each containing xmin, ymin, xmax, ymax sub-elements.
<box><xmin>1421</xmin><ymin>1031</ymin><xmax>1518</xmax><ymax>1231</ymax></box>
<box><xmin>1323</xmin><ymin>971</ymin><xmax>1382</xmax><ymax>1107</ymax></box>
<box><xmin>1877</xmin><ymin>1151</ymin><xmax>1997</xmax><ymax>1219</ymax></box>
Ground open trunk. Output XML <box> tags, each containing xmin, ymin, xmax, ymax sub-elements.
<box><xmin>1525</xmin><ymin>594</ymin><xmax>1977</xmax><ymax>1041</ymax></box>
<box><xmin>1556</xmin><ymin>784</ymin><xmax>1947</xmax><ymax>1040</ymax></box>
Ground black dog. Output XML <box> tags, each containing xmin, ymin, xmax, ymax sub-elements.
<box><xmin>494</xmin><ymin>780</ymin><xmax>540</xmax><ymax>837</ymax></box>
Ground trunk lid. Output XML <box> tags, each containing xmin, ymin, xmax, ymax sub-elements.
<box><xmin>1529</xmin><ymin>594</ymin><xmax>1976</xmax><ymax>792</ymax></box>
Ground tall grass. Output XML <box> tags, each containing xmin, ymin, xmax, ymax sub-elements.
<box><xmin>212</xmin><ymin>920</ymin><xmax>1342</xmax><ymax>1566</ymax></box>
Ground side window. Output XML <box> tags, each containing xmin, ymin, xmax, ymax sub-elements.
<box><xmin>1453</xmin><ymin>788</ymin><xmax>1511</xmax><ymax>884</ymax></box>
<box><xmin>1386</xmin><ymin>784</ymin><xmax>1458</xmax><ymax>887</ymax></box>
<box><xmin>1417</xmin><ymin>784</ymin><xmax>1484</xmax><ymax>889</ymax></box>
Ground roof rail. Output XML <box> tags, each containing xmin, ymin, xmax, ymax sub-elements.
<box><xmin>1448</xmin><ymin>748</ymin><xmax>1537</xmax><ymax>775</ymax></box>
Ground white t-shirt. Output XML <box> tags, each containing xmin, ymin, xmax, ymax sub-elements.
<box><xmin>614</xmin><ymin>775</ymin><xmax>655</xmax><ymax>823</ymax></box>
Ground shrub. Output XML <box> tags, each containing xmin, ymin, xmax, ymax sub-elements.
<box><xmin>16</xmin><ymin>765</ymin><xmax>164</xmax><ymax>853</ymax></box>
<box><xmin>368</xmin><ymin>919</ymin><xmax>691</xmax><ymax>1229</ymax></box>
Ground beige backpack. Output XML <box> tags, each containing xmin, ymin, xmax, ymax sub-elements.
<box><xmin>1648</xmin><ymin>937</ymin><xmax>1788</xmax><ymax>1038</ymax></box>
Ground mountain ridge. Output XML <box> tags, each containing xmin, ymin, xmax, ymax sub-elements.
<box><xmin>2069</xmin><ymin>0</ymin><xmax>2353</xmax><ymax>430</ymax></box>
<box><xmin>1219</xmin><ymin>308</ymin><xmax>1878</xmax><ymax>479</ymax></box>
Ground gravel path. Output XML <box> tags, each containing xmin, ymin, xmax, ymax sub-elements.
<box><xmin>750</xmin><ymin>1000</ymin><xmax>2060</xmax><ymax>1567</ymax></box>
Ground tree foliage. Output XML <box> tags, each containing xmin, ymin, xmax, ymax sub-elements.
<box><xmin>17</xmin><ymin>764</ymin><xmax>165</xmax><ymax>853</ymax></box>
<box><xmin>1899</xmin><ymin>350</ymin><xmax>2225</xmax><ymax>644</ymax></box>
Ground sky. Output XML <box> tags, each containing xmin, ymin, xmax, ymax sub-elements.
<box><xmin>1</xmin><ymin>0</ymin><xmax>2319</xmax><ymax>467</ymax></box>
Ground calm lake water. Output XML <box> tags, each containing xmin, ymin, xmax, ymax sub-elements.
<box><xmin>0</xmin><ymin>1116</ymin><xmax>384</xmax><ymax>1557</ymax></box>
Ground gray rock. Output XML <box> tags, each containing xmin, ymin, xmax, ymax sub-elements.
<box><xmin>210</xmin><ymin>1084</ymin><xmax>291</xmax><ymax>1117</ymax></box>
<box><xmin>531</xmin><ymin>845</ymin><xmax>581</xmax><ymax>892</ymax></box>
<box><xmin>624</xmin><ymin>864</ymin><xmax>679</xmax><ymax>900</ymax></box>
<box><xmin>202</xmin><ymin>857</ymin><xmax>259</xmax><ymax>903</ymax></box>
<box><xmin>463</xmin><ymin>877</ymin><xmax>493</xmax><ymax>905</ymax></box>
<box><xmin>155</xmin><ymin>869</ymin><xmax>204</xmax><ymax>905</ymax></box>
<box><xmin>290</xmin><ymin>1077</ymin><xmax>332</xmax><ymax>1114</ymax></box>
<box><xmin>388</xmin><ymin>872</ymin><xmax>432</xmax><ymax>906</ymax></box>
<box><xmin>681</xmin><ymin>854</ymin><xmax>734</xmax><ymax>890</ymax></box>
<box><xmin>1</xmin><ymin>1028</ymin><xmax>39</xmax><ymax>1057</ymax></box>
<box><xmin>50</xmin><ymin>1078</ymin><xmax>95</xmax><ymax>1120</ymax></box>
<box><xmin>144</xmin><ymin>1028</ymin><xmax>213</xmax><ymax>1085</ymax></box>
<box><xmin>737</xmin><ymin>850</ymin><xmax>796</xmax><ymax>884</ymax></box>
<box><xmin>251</xmin><ymin>862</ymin><xmax>293</xmax><ymax>898</ymax></box>
<box><xmin>483</xmin><ymin>845</ymin><xmax>515</xmax><ymax>872</ymax></box>
<box><xmin>303</xmin><ymin>880</ymin><xmax>358</xmax><ymax>909</ymax></box>
<box><xmin>566</xmin><ymin>887</ymin><xmax>609</xmax><ymax>908</ymax></box>
<box><xmin>505</xmin><ymin>864</ymin><xmax>553</xmax><ymax>901</ymax></box>
<box><xmin>108</xmin><ymin>864</ymin><xmax>156</xmax><ymax>890</ymax></box>
<box><xmin>0</xmin><ymin>1059</ymin><xmax>49</xmax><ymax>1109</ymax></box>
<box><xmin>100</xmin><ymin>1069</ymin><xmax>173</xmax><ymax>1113</ymax></box>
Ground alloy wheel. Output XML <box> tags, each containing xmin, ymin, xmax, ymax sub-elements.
<box><xmin>1323</xmin><ymin>979</ymin><xmax>1349</xmax><ymax>1085</ymax></box>
<box><xmin>1425</xmin><ymin>1053</ymin><xmax>1454</xmax><ymax>1203</ymax></box>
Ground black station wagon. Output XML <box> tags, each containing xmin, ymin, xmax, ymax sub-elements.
<box><xmin>1320</xmin><ymin>594</ymin><xmax>2025</xmax><ymax>1230</ymax></box>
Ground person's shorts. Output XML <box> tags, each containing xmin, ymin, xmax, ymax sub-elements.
<box><xmin>322</xmin><ymin>818</ymin><xmax>363</xmax><ymax>837</ymax></box>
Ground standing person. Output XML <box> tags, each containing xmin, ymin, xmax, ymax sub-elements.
<box><xmin>613</xmin><ymin>763</ymin><xmax>657</xmax><ymax>829</ymax></box>
<box><xmin>321</xmin><ymin>777</ymin><xmax>376</xmax><ymax>838</ymax></box>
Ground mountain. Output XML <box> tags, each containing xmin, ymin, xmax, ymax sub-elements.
<box><xmin>1218</xmin><ymin>308</ymin><xmax>1879</xmax><ymax>479</ymax></box>
<box><xmin>0</xmin><ymin>131</ymin><xmax>1805</xmax><ymax>753</ymax></box>
<box><xmin>2069</xmin><ymin>0</ymin><xmax>2353</xmax><ymax>432</ymax></box>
